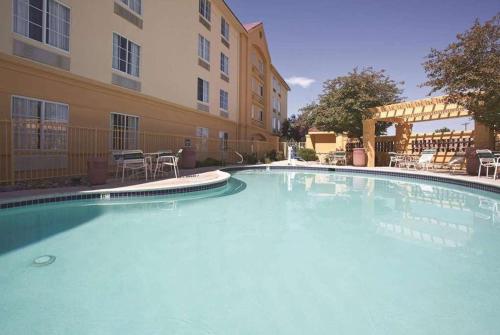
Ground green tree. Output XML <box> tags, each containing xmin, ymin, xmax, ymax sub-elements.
<box><xmin>422</xmin><ymin>14</ymin><xmax>500</xmax><ymax>130</ymax></box>
<box><xmin>435</xmin><ymin>127</ymin><xmax>451</xmax><ymax>133</ymax></box>
<box><xmin>302</xmin><ymin>68</ymin><xmax>403</xmax><ymax>138</ymax></box>
<box><xmin>280</xmin><ymin>114</ymin><xmax>308</xmax><ymax>142</ymax></box>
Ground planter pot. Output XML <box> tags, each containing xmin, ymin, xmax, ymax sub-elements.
<box><xmin>87</xmin><ymin>157</ymin><xmax>108</xmax><ymax>185</ymax></box>
<box><xmin>181</xmin><ymin>147</ymin><xmax>196</xmax><ymax>169</ymax></box>
<box><xmin>353</xmin><ymin>148</ymin><xmax>367</xmax><ymax>167</ymax></box>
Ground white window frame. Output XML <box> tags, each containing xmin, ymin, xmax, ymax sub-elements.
<box><xmin>197</xmin><ymin>78</ymin><xmax>210</xmax><ymax>104</ymax></box>
<box><xmin>112</xmin><ymin>32</ymin><xmax>141</xmax><ymax>78</ymax></box>
<box><xmin>221</xmin><ymin>17</ymin><xmax>229</xmax><ymax>41</ymax></box>
<box><xmin>219</xmin><ymin>131</ymin><xmax>229</xmax><ymax>151</ymax></box>
<box><xmin>199</xmin><ymin>0</ymin><xmax>211</xmax><ymax>22</ymax></box>
<box><xmin>198</xmin><ymin>34</ymin><xmax>210</xmax><ymax>63</ymax></box>
<box><xmin>120</xmin><ymin>0</ymin><xmax>142</xmax><ymax>16</ymax></box>
<box><xmin>220</xmin><ymin>52</ymin><xmax>229</xmax><ymax>76</ymax></box>
<box><xmin>11</xmin><ymin>95</ymin><xmax>69</xmax><ymax>151</ymax></box>
<box><xmin>196</xmin><ymin>126</ymin><xmax>209</xmax><ymax>152</ymax></box>
<box><xmin>12</xmin><ymin>0</ymin><xmax>71</xmax><ymax>53</ymax></box>
<box><xmin>220</xmin><ymin>89</ymin><xmax>229</xmax><ymax>111</ymax></box>
<box><xmin>110</xmin><ymin>112</ymin><xmax>139</xmax><ymax>151</ymax></box>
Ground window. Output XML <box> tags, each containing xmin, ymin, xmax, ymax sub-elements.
<box><xmin>199</xmin><ymin>0</ymin><xmax>211</xmax><ymax>22</ymax></box>
<box><xmin>11</xmin><ymin>96</ymin><xmax>69</xmax><ymax>151</ymax></box>
<box><xmin>258</xmin><ymin>83</ymin><xmax>264</xmax><ymax>97</ymax></box>
<box><xmin>198</xmin><ymin>35</ymin><xmax>210</xmax><ymax>62</ymax></box>
<box><xmin>258</xmin><ymin>59</ymin><xmax>264</xmax><ymax>73</ymax></box>
<box><xmin>220</xmin><ymin>53</ymin><xmax>229</xmax><ymax>75</ymax></box>
<box><xmin>121</xmin><ymin>0</ymin><xmax>142</xmax><ymax>15</ymax></box>
<box><xmin>273</xmin><ymin>77</ymin><xmax>281</xmax><ymax>93</ymax></box>
<box><xmin>220</xmin><ymin>90</ymin><xmax>228</xmax><ymax>111</ymax></box>
<box><xmin>196</xmin><ymin>126</ymin><xmax>209</xmax><ymax>152</ymax></box>
<box><xmin>221</xmin><ymin>17</ymin><xmax>229</xmax><ymax>41</ymax></box>
<box><xmin>197</xmin><ymin>78</ymin><xmax>209</xmax><ymax>103</ymax></box>
<box><xmin>219</xmin><ymin>131</ymin><xmax>228</xmax><ymax>151</ymax></box>
<box><xmin>13</xmin><ymin>0</ymin><xmax>70</xmax><ymax>52</ymax></box>
<box><xmin>110</xmin><ymin>113</ymin><xmax>139</xmax><ymax>150</ymax></box>
<box><xmin>113</xmin><ymin>33</ymin><xmax>141</xmax><ymax>77</ymax></box>
<box><xmin>259</xmin><ymin>110</ymin><xmax>264</xmax><ymax>122</ymax></box>
<box><xmin>251</xmin><ymin>105</ymin><xmax>263</xmax><ymax>122</ymax></box>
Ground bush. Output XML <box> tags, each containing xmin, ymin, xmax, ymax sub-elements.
<box><xmin>196</xmin><ymin>157</ymin><xmax>222</xmax><ymax>168</ymax></box>
<box><xmin>297</xmin><ymin>148</ymin><xmax>318</xmax><ymax>161</ymax></box>
<box><xmin>242</xmin><ymin>153</ymin><xmax>258</xmax><ymax>164</ymax></box>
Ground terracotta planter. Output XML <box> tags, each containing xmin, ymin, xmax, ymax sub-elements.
<box><xmin>181</xmin><ymin>147</ymin><xmax>196</xmax><ymax>169</ymax></box>
<box><xmin>87</xmin><ymin>157</ymin><xmax>108</xmax><ymax>185</ymax></box>
<box><xmin>353</xmin><ymin>148</ymin><xmax>367</xmax><ymax>167</ymax></box>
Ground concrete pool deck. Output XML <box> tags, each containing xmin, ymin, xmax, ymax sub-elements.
<box><xmin>1</xmin><ymin>163</ymin><xmax>499</xmax><ymax>205</ymax></box>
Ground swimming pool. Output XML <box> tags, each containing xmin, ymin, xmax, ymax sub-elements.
<box><xmin>1</xmin><ymin>170</ymin><xmax>499</xmax><ymax>334</ymax></box>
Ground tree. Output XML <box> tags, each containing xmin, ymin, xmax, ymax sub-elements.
<box><xmin>422</xmin><ymin>14</ymin><xmax>500</xmax><ymax>130</ymax></box>
<box><xmin>280</xmin><ymin>114</ymin><xmax>308</xmax><ymax>142</ymax></box>
<box><xmin>302</xmin><ymin>68</ymin><xmax>403</xmax><ymax>138</ymax></box>
<box><xmin>434</xmin><ymin>127</ymin><xmax>451</xmax><ymax>133</ymax></box>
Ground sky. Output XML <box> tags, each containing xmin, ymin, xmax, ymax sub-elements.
<box><xmin>225</xmin><ymin>0</ymin><xmax>498</xmax><ymax>133</ymax></box>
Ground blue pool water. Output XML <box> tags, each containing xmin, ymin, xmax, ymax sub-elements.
<box><xmin>0</xmin><ymin>170</ymin><xmax>499</xmax><ymax>335</ymax></box>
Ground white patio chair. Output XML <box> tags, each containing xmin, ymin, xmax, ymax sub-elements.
<box><xmin>154</xmin><ymin>149</ymin><xmax>182</xmax><ymax>179</ymax></box>
<box><xmin>476</xmin><ymin>149</ymin><xmax>500</xmax><ymax>179</ymax></box>
<box><xmin>406</xmin><ymin>149</ymin><xmax>437</xmax><ymax>170</ymax></box>
<box><xmin>121</xmin><ymin>150</ymin><xmax>148</xmax><ymax>182</ymax></box>
<box><xmin>444</xmin><ymin>151</ymin><xmax>466</xmax><ymax>174</ymax></box>
<box><xmin>329</xmin><ymin>151</ymin><xmax>347</xmax><ymax>166</ymax></box>
<box><xmin>388</xmin><ymin>152</ymin><xmax>405</xmax><ymax>167</ymax></box>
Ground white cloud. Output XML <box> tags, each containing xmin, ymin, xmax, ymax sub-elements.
<box><xmin>285</xmin><ymin>76</ymin><xmax>316</xmax><ymax>88</ymax></box>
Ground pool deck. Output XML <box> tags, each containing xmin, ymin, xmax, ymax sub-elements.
<box><xmin>1</xmin><ymin>163</ymin><xmax>499</xmax><ymax>204</ymax></box>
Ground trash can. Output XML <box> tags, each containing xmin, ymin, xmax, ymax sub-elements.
<box><xmin>87</xmin><ymin>157</ymin><xmax>108</xmax><ymax>186</ymax></box>
<box><xmin>181</xmin><ymin>147</ymin><xmax>196</xmax><ymax>169</ymax></box>
<box><xmin>353</xmin><ymin>148</ymin><xmax>367</xmax><ymax>167</ymax></box>
<box><xmin>465</xmin><ymin>147</ymin><xmax>479</xmax><ymax>176</ymax></box>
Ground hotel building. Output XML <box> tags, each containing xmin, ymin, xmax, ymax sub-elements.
<box><xmin>0</xmin><ymin>0</ymin><xmax>289</xmax><ymax>178</ymax></box>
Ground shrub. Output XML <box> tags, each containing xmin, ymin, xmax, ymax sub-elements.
<box><xmin>196</xmin><ymin>157</ymin><xmax>222</xmax><ymax>167</ymax></box>
<box><xmin>297</xmin><ymin>148</ymin><xmax>318</xmax><ymax>161</ymax></box>
<box><xmin>242</xmin><ymin>153</ymin><xmax>258</xmax><ymax>164</ymax></box>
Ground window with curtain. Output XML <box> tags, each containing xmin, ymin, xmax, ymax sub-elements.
<box><xmin>121</xmin><ymin>0</ymin><xmax>142</xmax><ymax>15</ymax></box>
<box><xmin>221</xmin><ymin>17</ymin><xmax>229</xmax><ymax>40</ymax></box>
<box><xmin>220</xmin><ymin>90</ymin><xmax>228</xmax><ymax>111</ymax></box>
<box><xmin>198</xmin><ymin>35</ymin><xmax>210</xmax><ymax>63</ymax></box>
<box><xmin>110</xmin><ymin>113</ymin><xmax>139</xmax><ymax>150</ymax></box>
<box><xmin>13</xmin><ymin>0</ymin><xmax>70</xmax><ymax>52</ymax></box>
<box><xmin>199</xmin><ymin>0</ymin><xmax>211</xmax><ymax>22</ymax></box>
<box><xmin>113</xmin><ymin>33</ymin><xmax>141</xmax><ymax>77</ymax></box>
<box><xmin>11</xmin><ymin>96</ymin><xmax>69</xmax><ymax>151</ymax></box>
<box><xmin>220</xmin><ymin>53</ymin><xmax>229</xmax><ymax>75</ymax></box>
<box><xmin>197</xmin><ymin>78</ymin><xmax>209</xmax><ymax>103</ymax></box>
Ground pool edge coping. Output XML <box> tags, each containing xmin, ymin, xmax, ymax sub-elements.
<box><xmin>0</xmin><ymin>171</ymin><xmax>231</xmax><ymax>210</ymax></box>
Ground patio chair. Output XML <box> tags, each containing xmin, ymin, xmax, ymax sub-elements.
<box><xmin>121</xmin><ymin>150</ymin><xmax>148</xmax><ymax>182</ymax></box>
<box><xmin>154</xmin><ymin>149</ymin><xmax>182</xmax><ymax>179</ymax></box>
<box><xmin>388</xmin><ymin>152</ymin><xmax>405</xmax><ymax>167</ymax></box>
<box><xmin>444</xmin><ymin>151</ymin><xmax>466</xmax><ymax>174</ymax></box>
<box><xmin>329</xmin><ymin>151</ymin><xmax>346</xmax><ymax>166</ymax></box>
<box><xmin>112</xmin><ymin>150</ymin><xmax>124</xmax><ymax>178</ymax></box>
<box><xmin>476</xmin><ymin>149</ymin><xmax>500</xmax><ymax>179</ymax></box>
<box><xmin>406</xmin><ymin>149</ymin><xmax>437</xmax><ymax>170</ymax></box>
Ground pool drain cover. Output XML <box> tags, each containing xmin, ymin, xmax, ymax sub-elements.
<box><xmin>33</xmin><ymin>255</ymin><xmax>56</xmax><ymax>267</ymax></box>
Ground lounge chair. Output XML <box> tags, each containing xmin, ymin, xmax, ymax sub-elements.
<box><xmin>444</xmin><ymin>151</ymin><xmax>466</xmax><ymax>173</ymax></box>
<box><xmin>406</xmin><ymin>149</ymin><xmax>437</xmax><ymax>170</ymax></box>
<box><xmin>121</xmin><ymin>150</ymin><xmax>148</xmax><ymax>182</ymax></box>
<box><xmin>476</xmin><ymin>149</ymin><xmax>500</xmax><ymax>179</ymax></box>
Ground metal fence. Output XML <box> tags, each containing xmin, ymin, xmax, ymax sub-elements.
<box><xmin>0</xmin><ymin>120</ymin><xmax>280</xmax><ymax>184</ymax></box>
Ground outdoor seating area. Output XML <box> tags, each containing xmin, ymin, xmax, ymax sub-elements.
<box><xmin>385</xmin><ymin>149</ymin><xmax>500</xmax><ymax>180</ymax></box>
<box><xmin>113</xmin><ymin>149</ymin><xmax>182</xmax><ymax>182</ymax></box>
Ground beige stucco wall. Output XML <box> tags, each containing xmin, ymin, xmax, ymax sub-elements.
<box><xmin>0</xmin><ymin>0</ymin><xmax>242</xmax><ymax>123</ymax></box>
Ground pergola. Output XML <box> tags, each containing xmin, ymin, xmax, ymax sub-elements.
<box><xmin>362</xmin><ymin>96</ymin><xmax>494</xmax><ymax>167</ymax></box>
